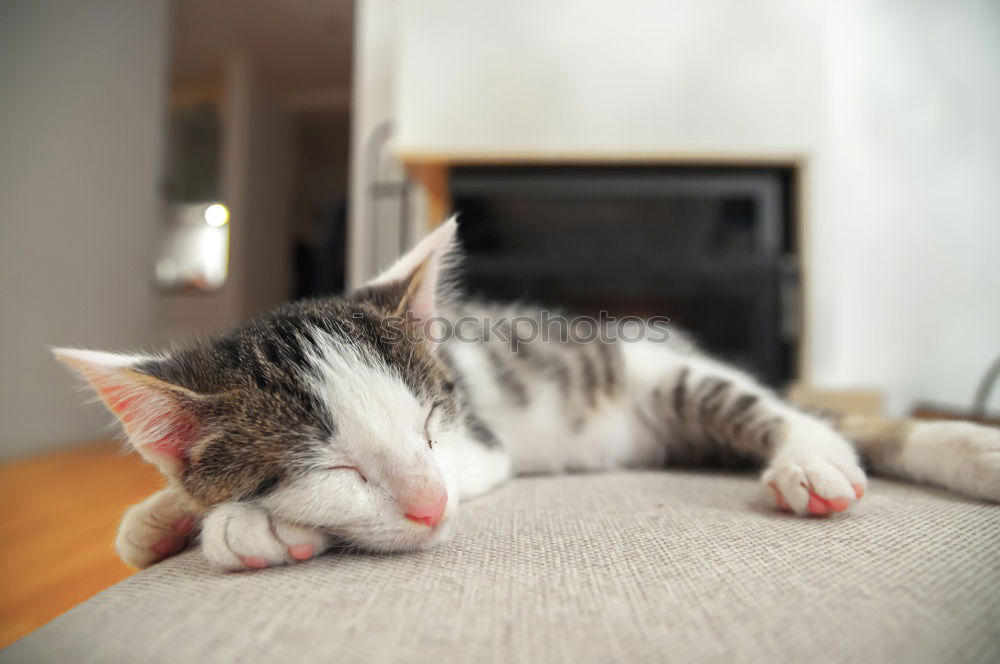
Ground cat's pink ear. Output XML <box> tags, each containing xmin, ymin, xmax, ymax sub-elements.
<box><xmin>363</xmin><ymin>215</ymin><xmax>460</xmax><ymax>324</ymax></box>
<box><xmin>53</xmin><ymin>349</ymin><xmax>202</xmax><ymax>476</ymax></box>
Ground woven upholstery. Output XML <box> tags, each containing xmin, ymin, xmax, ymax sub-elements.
<box><xmin>4</xmin><ymin>472</ymin><xmax>999</xmax><ymax>663</ymax></box>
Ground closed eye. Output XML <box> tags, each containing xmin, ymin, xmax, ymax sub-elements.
<box><xmin>328</xmin><ymin>465</ymin><xmax>367</xmax><ymax>483</ymax></box>
<box><xmin>424</xmin><ymin>402</ymin><xmax>442</xmax><ymax>450</ymax></box>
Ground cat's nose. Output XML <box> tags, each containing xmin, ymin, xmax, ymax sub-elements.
<box><xmin>403</xmin><ymin>491</ymin><xmax>448</xmax><ymax>528</ymax></box>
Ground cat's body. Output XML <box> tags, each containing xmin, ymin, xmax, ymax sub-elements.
<box><xmin>56</xmin><ymin>219</ymin><xmax>1000</xmax><ymax>571</ymax></box>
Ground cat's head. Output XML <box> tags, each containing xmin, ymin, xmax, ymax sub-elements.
<box><xmin>55</xmin><ymin>219</ymin><xmax>465</xmax><ymax>552</ymax></box>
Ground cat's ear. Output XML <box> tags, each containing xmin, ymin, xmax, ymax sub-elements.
<box><xmin>53</xmin><ymin>348</ymin><xmax>202</xmax><ymax>477</ymax></box>
<box><xmin>358</xmin><ymin>215</ymin><xmax>461</xmax><ymax>323</ymax></box>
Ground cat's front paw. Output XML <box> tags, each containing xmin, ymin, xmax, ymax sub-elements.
<box><xmin>762</xmin><ymin>423</ymin><xmax>867</xmax><ymax>517</ymax></box>
<box><xmin>116</xmin><ymin>488</ymin><xmax>199</xmax><ymax>569</ymax></box>
<box><xmin>201</xmin><ymin>503</ymin><xmax>331</xmax><ymax>571</ymax></box>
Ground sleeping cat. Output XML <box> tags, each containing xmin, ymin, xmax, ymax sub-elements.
<box><xmin>55</xmin><ymin>218</ymin><xmax>1000</xmax><ymax>571</ymax></box>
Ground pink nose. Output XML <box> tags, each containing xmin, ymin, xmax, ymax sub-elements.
<box><xmin>403</xmin><ymin>492</ymin><xmax>448</xmax><ymax>528</ymax></box>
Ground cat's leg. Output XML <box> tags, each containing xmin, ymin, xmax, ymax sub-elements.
<box><xmin>451</xmin><ymin>430</ymin><xmax>513</xmax><ymax>501</ymax></box>
<box><xmin>115</xmin><ymin>487</ymin><xmax>200</xmax><ymax>568</ymax></box>
<box><xmin>643</xmin><ymin>352</ymin><xmax>866</xmax><ymax>516</ymax></box>
<box><xmin>200</xmin><ymin>502</ymin><xmax>332</xmax><ymax>571</ymax></box>
<box><xmin>833</xmin><ymin>416</ymin><xmax>1000</xmax><ymax>502</ymax></box>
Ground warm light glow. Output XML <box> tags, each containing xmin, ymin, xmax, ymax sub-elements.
<box><xmin>203</xmin><ymin>203</ymin><xmax>229</xmax><ymax>227</ymax></box>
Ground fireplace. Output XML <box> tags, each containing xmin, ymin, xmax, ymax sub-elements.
<box><xmin>449</xmin><ymin>164</ymin><xmax>801</xmax><ymax>387</ymax></box>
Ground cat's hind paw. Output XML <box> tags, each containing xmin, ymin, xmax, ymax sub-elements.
<box><xmin>908</xmin><ymin>421</ymin><xmax>1000</xmax><ymax>502</ymax></box>
<box><xmin>116</xmin><ymin>488</ymin><xmax>199</xmax><ymax>569</ymax></box>
<box><xmin>201</xmin><ymin>503</ymin><xmax>330</xmax><ymax>571</ymax></box>
<box><xmin>761</xmin><ymin>427</ymin><xmax>867</xmax><ymax>517</ymax></box>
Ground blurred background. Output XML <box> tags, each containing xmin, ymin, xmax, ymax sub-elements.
<box><xmin>1</xmin><ymin>0</ymin><xmax>999</xmax><ymax>645</ymax></box>
<box><xmin>2</xmin><ymin>0</ymin><xmax>1000</xmax><ymax>456</ymax></box>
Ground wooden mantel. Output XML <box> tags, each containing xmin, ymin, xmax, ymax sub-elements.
<box><xmin>399</xmin><ymin>149</ymin><xmax>806</xmax><ymax>228</ymax></box>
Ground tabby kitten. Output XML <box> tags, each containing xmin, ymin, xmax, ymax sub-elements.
<box><xmin>56</xmin><ymin>218</ymin><xmax>1000</xmax><ymax>571</ymax></box>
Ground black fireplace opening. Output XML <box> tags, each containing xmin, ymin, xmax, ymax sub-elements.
<box><xmin>450</xmin><ymin>164</ymin><xmax>800</xmax><ymax>387</ymax></box>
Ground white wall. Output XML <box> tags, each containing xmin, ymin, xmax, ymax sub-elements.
<box><xmin>388</xmin><ymin>0</ymin><xmax>1000</xmax><ymax>414</ymax></box>
<box><xmin>397</xmin><ymin>0</ymin><xmax>827</xmax><ymax>154</ymax></box>
<box><xmin>820</xmin><ymin>0</ymin><xmax>1000</xmax><ymax>413</ymax></box>
<box><xmin>0</xmin><ymin>1</ymin><xmax>172</xmax><ymax>459</ymax></box>
<box><xmin>348</xmin><ymin>0</ymin><xmax>403</xmax><ymax>288</ymax></box>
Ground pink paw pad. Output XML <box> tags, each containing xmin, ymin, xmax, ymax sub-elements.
<box><xmin>807</xmin><ymin>493</ymin><xmax>831</xmax><ymax>516</ymax></box>
<box><xmin>827</xmin><ymin>496</ymin><xmax>851</xmax><ymax>512</ymax></box>
<box><xmin>241</xmin><ymin>556</ymin><xmax>269</xmax><ymax>569</ymax></box>
<box><xmin>153</xmin><ymin>536</ymin><xmax>183</xmax><ymax>556</ymax></box>
<box><xmin>770</xmin><ymin>482</ymin><xmax>853</xmax><ymax>516</ymax></box>
<box><xmin>288</xmin><ymin>544</ymin><xmax>315</xmax><ymax>561</ymax></box>
<box><xmin>173</xmin><ymin>515</ymin><xmax>195</xmax><ymax>536</ymax></box>
<box><xmin>852</xmin><ymin>483</ymin><xmax>865</xmax><ymax>499</ymax></box>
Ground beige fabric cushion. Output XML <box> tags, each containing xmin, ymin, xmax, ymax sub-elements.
<box><xmin>4</xmin><ymin>472</ymin><xmax>999</xmax><ymax>663</ymax></box>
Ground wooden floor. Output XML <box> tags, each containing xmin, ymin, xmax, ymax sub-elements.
<box><xmin>0</xmin><ymin>441</ymin><xmax>162</xmax><ymax>649</ymax></box>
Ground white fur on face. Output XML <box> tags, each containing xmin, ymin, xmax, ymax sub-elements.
<box><xmin>261</xmin><ymin>329</ymin><xmax>459</xmax><ymax>552</ymax></box>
